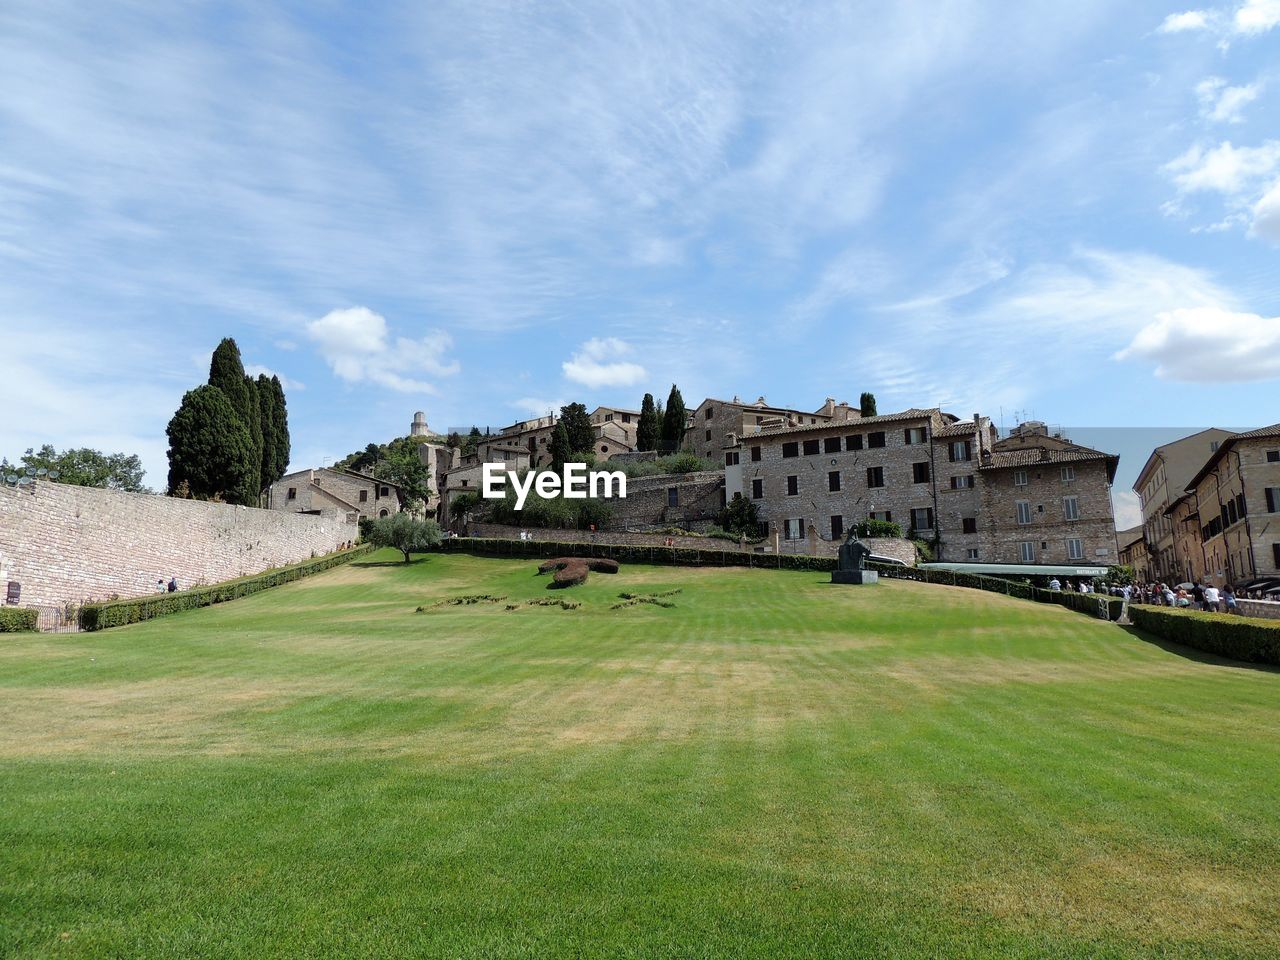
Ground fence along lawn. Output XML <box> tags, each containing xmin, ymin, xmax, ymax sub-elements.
<box><xmin>2</xmin><ymin>550</ymin><xmax>1278</xmax><ymax>959</ymax></box>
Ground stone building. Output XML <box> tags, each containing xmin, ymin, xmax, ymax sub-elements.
<box><xmin>1133</xmin><ymin>428</ymin><xmax>1235</xmax><ymax>584</ymax></box>
<box><xmin>497</xmin><ymin>414</ymin><xmax>558</xmax><ymax>467</ymax></box>
<box><xmin>589</xmin><ymin>406</ymin><xmax>640</xmax><ymax>461</ymax></box>
<box><xmin>977</xmin><ymin>425</ymin><xmax>1119</xmax><ymax>567</ymax></box>
<box><xmin>442</xmin><ymin>441</ymin><xmax>532</xmax><ymax>523</ymax></box>
<box><xmin>1116</xmin><ymin>526</ymin><xmax>1148</xmax><ymax>579</ymax></box>
<box><xmin>723</xmin><ymin>409</ymin><xmax>1118</xmax><ymax>566</ymax></box>
<box><xmin>686</xmin><ymin>396</ymin><xmax>860</xmax><ymax>460</ymax></box>
<box><xmin>267</xmin><ymin>468</ymin><xmax>405</xmax><ymax>522</ymax></box>
<box><xmin>1180</xmin><ymin>423</ymin><xmax>1280</xmax><ymax>590</ymax></box>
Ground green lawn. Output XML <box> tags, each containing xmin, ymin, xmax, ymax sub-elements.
<box><xmin>3</xmin><ymin>551</ymin><xmax>1278</xmax><ymax>959</ymax></box>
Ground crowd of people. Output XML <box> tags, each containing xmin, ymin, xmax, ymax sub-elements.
<box><xmin>1045</xmin><ymin>575</ymin><xmax>1248</xmax><ymax>613</ymax></box>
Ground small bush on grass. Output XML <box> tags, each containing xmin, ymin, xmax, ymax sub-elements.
<box><xmin>537</xmin><ymin>557</ymin><xmax>619</xmax><ymax>588</ymax></box>
<box><xmin>417</xmin><ymin>594</ymin><xmax>506</xmax><ymax>611</ymax></box>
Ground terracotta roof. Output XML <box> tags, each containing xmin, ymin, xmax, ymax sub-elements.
<box><xmin>933</xmin><ymin>420</ymin><xmax>980</xmax><ymax>438</ymax></box>
<box><xmin>1184</xmin><ymin>422</ymin><xmax>1280</xmax><ymax>491</ymax></box>
<box><xmin>752</xmin><ymin>408</ymin><xmax>938</xmax><ymax>439</ymax></box>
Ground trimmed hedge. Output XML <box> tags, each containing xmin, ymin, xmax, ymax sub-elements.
<box><xmin>0</xmin><ymin>608</ymin><xmax>38</xmax><ymax>632</ymax></box>
<box><xmin>78</xmin><ymin>544</ymin><xmax>374</xmax><ymax>631</ymax></box>
<box><xmin>1033</xmin><ymin>588</ymin><xmax>1125</xmax><ymax>622</ymax></box>
<box><xmin>1129</xmin><ymin>606</ymin><xmax>1280</xmax><ymax>665</ymax></box>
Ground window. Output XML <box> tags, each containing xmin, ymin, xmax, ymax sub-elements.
<box><xmin>830</xmin><ymin>515</ymin><xmax>844</xmax><ymax>539</ymax></box>
<box><xmin>949</xmin><ymin>440</ymin><xmax>972</xmax><ymax>462</ymax></box>
<box><xmin>1063</xmin><ymin>496</ymin><xmax>1079</xmax><ymax>521</ymax></box>
<box><xmin>1016</xmin><ymin>500</ymin><xmax>1032</xmax><ymax>525</ymax></box>
<box><xmin>604</xmin><ymin>413</ymin><xmax>614</xmax><ymax>421</ymax></box>
<box><xmin>868</xmin><ymin>431</ymin><xmax>886</xmax><ymax>448</ymax></box>
<box><xmin>359</xmin><ymin>490</ymin><xmax>368</xmax><ymax>503</ymax></box>
<box><xmin>950</xmin><ymin>475</ymin><xmax>974</xmax><ymax>489</ymax></box>
<box><xmin>601</xmin><ymin>445</ymin><xmax>609</xmax><ymax>453</ymax></box>
<box><xmin>751</xmin><ymin>446</ymin><xmax>762</xmax><ymax>462</ymax></box>
<box><xmin>824</xmin><ymin>436</ymin><xmax>842</xmax><ymax>454</ymax></box>
<box><xmin>1060</xmin><ymin>465</ymin><xmax>1075</xmax><ymax>482</ymax></box>
<box><xmin>846</xmin><ymin>434</ymin><xmax>863</xmax><ymax>451</ymax></box>
<box><xmin>803</xmin><ymin>438</ymin><xmax>820</xmax><ymax>456</ymax></box>
<box><xmin>962</xmin><ymin>517</ymin><xmax>977</xmax><ymax>534</ymax></box>
<box><xmin>912</xmin><ymin>462</ymin><xmax>930</xmax><ymax>483</ymax></box>
<box><xmin>725</xmin><ymin>451</ymin><xmax>739</xmax><ymax>466</ymax></box>
<box><xmin>911</xmin><ymin>507</ymin><xmax>934</xmax><ymax>532</ymax></box>
<box><xmin>870</xmin><ymin>510</ymin><xmax>893</xmax><ymax>523</ymax></box>
<box><xmin>1266</xmin><ymin>487</ymin><xmax>1280</xmax><ymax>513</ymax></box>
<box><xmin>966</xmin><ymin>548</ymin><xmax>979</xmax><ymax>560</ymax></box>
<box><xmin>705</xmin><ymin>406</ymin><xmax>714</xmax><ymax>420</ymax></box>
<box><xmin>1267</xmin><ymin>450</ymin><xmax>1280</xmax><ymax>463</ymax></box>
<box><xmin>751</xmin><ymin>478</ymin><xmax>763</xmax><ymax>499</ymax></box>
<box><xmin>784</xmin><ymin>518</ymin><xmax>803</xmax><ymax>541</ymax></box>
<box><xmin>828</xmin><ymin>471</ymin><xmax>841</xmax><ymax>492</ymax></box>
<box><xmin>1210</xmin><ymin>440</ymin><xmax>1220</xmax><ymax>452</ymax></box>
<box><xmin>1067</xmin><ymin>538</ymin><xmax>1084</xmax><ymax>560</ymax></box>
<box><xmin>1020</xmin><ymin>541</ymin><xmax>1035</xmax><ymax>562</ymax></box>
<box><xmin>1274</xmin><ymin>543</ymin><xmax>1280</xmax><ymax>566</ymax></box>
<box><xmin>1014</xmin><ymin>469</ymin><xmax>1028</xmax><ymax>487</ymax></box>
<box><xmin>286</xmin><ymin>487</ymin><xmax>297</xmax><ymax>500</ymax></box>
<box><xmin>867</xmin><ymin>466</ymin><xmax>885</xmax><ymax>488</ymax></box>
<box><xmin>782</xmin><ymin>442</ymin><xmax>799</xmax><ymax>458</ymax></box>
<box><xmin>379</xmin><ymin>486</ymin><xmax>389</xmax><ymax>497</ymax></box>
<box><xmin>904</xmin><ymin>427</ymin><xmax>926</xmax><ymax>445</ymax></box>
<box><xmin>622</xmin><ymin>414</ymin><xmax>631</xmax><ymax>424</ymax></box>
<box><xmin>667</xmin><ymin>487</ymin><xmax>679</xmax><ymax>507</ymax></box>
<box><xmin>379</xmin><ymin>509</ymin><xmax>389</xmax><ymax>519</ymax></box>
<box><xmin>786</xmin><ymin>475</ymin><xmax>799</xmax><ymax>496</ymax></box>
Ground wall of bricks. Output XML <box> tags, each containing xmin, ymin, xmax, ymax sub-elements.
<box><xmin>0</xmin><ymin>481</ymin><xmax>358</xmax><ymax>608</ymax></box>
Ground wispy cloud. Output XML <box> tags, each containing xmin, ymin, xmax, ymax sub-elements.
<box><xmin>562</xmin><ymin>338</ymin><xmax>647</xmax><ymax>389</ymax></box>
<box><xmin>1115</xmin><ymin>306</ymin><xmax>1280</xmax><ymax>381</ymax></box>
<box><xmin>1195</xmin><ymin>76</ymin><xmax>1262</xmax><ymax>122</ymax></box>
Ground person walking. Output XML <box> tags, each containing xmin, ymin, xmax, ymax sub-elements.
<box><xmin>1203</xmin><ymin>583</ymin><xmax>1220</xmax><ymax>612</ymax></box>
<box><xmin>1224</xmin><ymin>585</ymin><xmax>1238</xmax><ymax>614</ymax></box>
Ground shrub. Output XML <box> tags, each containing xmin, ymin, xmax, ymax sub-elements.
<box><xmin>1129</xmin><ymin>606</ymin><xmax>1280</xmax><ymax>665</ymax></box>
<box><xmin>0</xmin><ymin>608</ymin><xmax>38</xmax><ymax>632</ymax></box>
<box><xmin>852</xmin><ymin>518</ymin><xmax>902</xmax><ymax>539</ymax></box>
<box><xmin>79</xmin><ymin>545</ymin><xmax>373</xmax><ymax>631</ymax></box>
<box><xmin>537</xmin><ymin>556</ymin><xmax>619</xmax><ymax>588</ymax></box>
<box><xmin>1033</xmin><ymin>588</ymin><xmax>1125</xmax><ymax>622</ymax></box>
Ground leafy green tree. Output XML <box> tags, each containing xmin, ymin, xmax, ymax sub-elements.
<box><xmin>660</xmin><ymin>384</ymin><xmax>687</xmax><ymax>453</ymax></box>
<box><xmin>549</xmin><ymin>421</ymin><xmax>572</xmax><ymax>470</ymax></box>
<box><xmin>558</xmin><ymin>403</ymin><xmax>594</xmax><ymax>454</ymax></box>
<box><xmin>717</xmin><ymin>494</ymin><xmax>762</xmax><ymax>538</ymax></box>
<box><xmin>166</xmin><ymin>385</ymin><xmax>255</xmax><ymax>502</ymax></box>
<box><xmin>636</xmin><ymin>393</ymin><xmax>659</xmax><ymax>451</ymax></box>
<box><xmin>377</xmin><ymin>437</ymin><xmax>431</xmax><ymax>512</ymax></box>
<box><xmin>366</xmin><ymin>512</ymin><xmax>442</xmax><ymax>563</ymax></box>
<box><xmin>450</xmin><ymin>492</ymin><xmax>481</xmax><ymax>523</ymax></box>
<box><xmin>10</xmin><ymin>445</ymin><xmax>148</xmax><ymax>492</ymax></box>
<box><xmin>463</xmin><ymin>426</ymin><xmax>483</xmax><ymax>456</ymax></box>
<box><xmin>859</xmin><ymin>392</ymin><xmax>877</xmax><ymax>417</ymax></box>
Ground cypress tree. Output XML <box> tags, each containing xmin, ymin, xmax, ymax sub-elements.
<box><xmin>636</xmin><ymin>393</ymin><xmax>659</xmax><ymax>451</ymax></box>
<box><xmin>206</xmin><ymin>338</ymin><xmax>261</xmax><ymax>502</ymax></box>
<box><xmin>270</xmin><ymin>375</ymin><xmax>290</xmax><ymax>480</ymax></box>
<box><xmin>860</xmin><ymin>392</ymin><xmax>877</xmax><ymax>417</ymax></box>
<box><xmin>166</xmin><ymin>385</ymin><xmax>254</xmax><ymax>502</ymax></box>
<box><xmin>549</xmin><ymin>421</ymin><xmax>571</xmax><ymax>470</ymax></box>
<box><xmin>257</xmin><ymin>374</ymin><xmax>277</xmax><ymax>488</ymax></box>
<box><xmin>660</xmin><ymin>384</ymin><xmax>687</xmax><ymax>454</ymax></box>
<box><xmin>243</xmin><ymin>375</ymin><xmax>264</xmax><ymax>501</ymax></box>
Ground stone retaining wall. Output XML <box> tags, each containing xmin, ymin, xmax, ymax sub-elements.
<box><xmin>0</xmin><ymin>481</ymin><xmax>357</xmax><ymax>608</ymax></box>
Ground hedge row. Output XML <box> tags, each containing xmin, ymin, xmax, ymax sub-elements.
<box><xmin>1129</xmin><ymin>606</ymin><xmax>1280</xmax><ymax>665</ymax></box>
<box><xmin>78</xmin><ymin>545</ymin><xmax>375</xmax><ymax>631</ymax></box>
<box><xmin>0</xmin><ymin>608</ymin><xmax>38</xmax><ymax>632</ymax></box>
<box><xmin>1032</xmin><ymin>588</ymin><xmax>1125</xmax><ymax>622</ymax></box>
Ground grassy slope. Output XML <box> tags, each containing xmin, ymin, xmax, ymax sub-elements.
<box><xmin>2</xmin><ymin>551</ymin><xmax>1278</xmax><ymax>959</ymax></box>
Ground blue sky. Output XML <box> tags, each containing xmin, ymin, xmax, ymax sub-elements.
<box><xmin>3</xmin><ymin>1</ymin><xmax>1279</xmax><ymax>528</ymax></box>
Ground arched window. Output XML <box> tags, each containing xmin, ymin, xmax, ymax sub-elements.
<box><xmin>379</xmin><ymin>509</ymin><xmax>389</xmax><ymax>518</ymax></box>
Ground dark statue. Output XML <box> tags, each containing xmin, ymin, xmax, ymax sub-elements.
<box><xmin>832</xmin><ymin>527</ymin><xmax>879</xmax><ymax>585</ymax></box>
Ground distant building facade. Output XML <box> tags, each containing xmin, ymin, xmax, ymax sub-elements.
<box><xmin>267</xmin><ymin>468</ymin><xmax>405</xmax><ymax>522</ymax></box>
<box><xmin>687</xmin><ymin>396</ymin><xmax>860</xmax><ymax>460</ymax></box>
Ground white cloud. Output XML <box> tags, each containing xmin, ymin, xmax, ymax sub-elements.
<box><xmin>1165</xmin><ymin>140</ymin><xmax>1280</xmax><ymax>194</ymax></box>
<box><xmin>305</xmin><ymin>307</ymin><xmax>459</xmax><ymax>394</ymax></box>
<box><xmin>1195</xmin><ymin>77</ymin><xmax>1261</xmax><ymax>123</ymax></box>
<box><xmin>1234</xmin><ymin>0</ymin><xmax>1280</xmax><ymax>33</ymax></box>
<box><xmin>1251</xmin><ymin>180</ymin><xmax>1280</xmax><ymax>241</ymax></box>
<box><xmin>244</xmin><ymin>363</ymin><xmax>304</xmax><ymax>391</ymax></box>
<box><xmin>1112</xmin><ymin>490</ymin><xmax>1142</xmax><ymax>530</ymax></box>
<box><xmin>561</xmin><ymin>338</ymin><xmax>647</xmax><ymax>389</ymax></box>
<box><xmin>1114</xmin><ymin>307</ymin><xmax>1280</xmax><ymax>381</ymax></box>
<box><xmin>510</xmin><ymin>397</ymin><xmax>567</xmax><ymax>419</ymax></box>
<box><xmin>1158</xmin><ymin>10</ymin><xmax>1211</xmax><ymax>32</ymax></box>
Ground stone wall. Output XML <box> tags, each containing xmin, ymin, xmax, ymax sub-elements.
<box><xmin>0</xmin><ymin>481</ymin><xmax>358</xmax><ymax>608</ymax></box>
<box><xmin>464</xmin><ymin>521</ymin><xmax>916</xmax><ymax>563</ymax></box>
<box><xmin>607</xmin><ymin>472</ymin><xmax>725</xmax><ymax>529</ymax></box>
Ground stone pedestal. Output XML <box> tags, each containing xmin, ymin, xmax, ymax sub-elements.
<box><xmin>832</xmin><ymin>569</ymin><xmax>879</xmax><ymax>585</ymax></box>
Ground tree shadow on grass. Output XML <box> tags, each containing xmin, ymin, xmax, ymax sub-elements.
<box><xmin>352</xmin><ymin>557</ymin><xmax>434</xmax><ymax>568</ymax></box>
<box><xmin>1118</xmin><ymin>625</ymin><xmax>1280</xmax><ymax>674</ymax></box>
